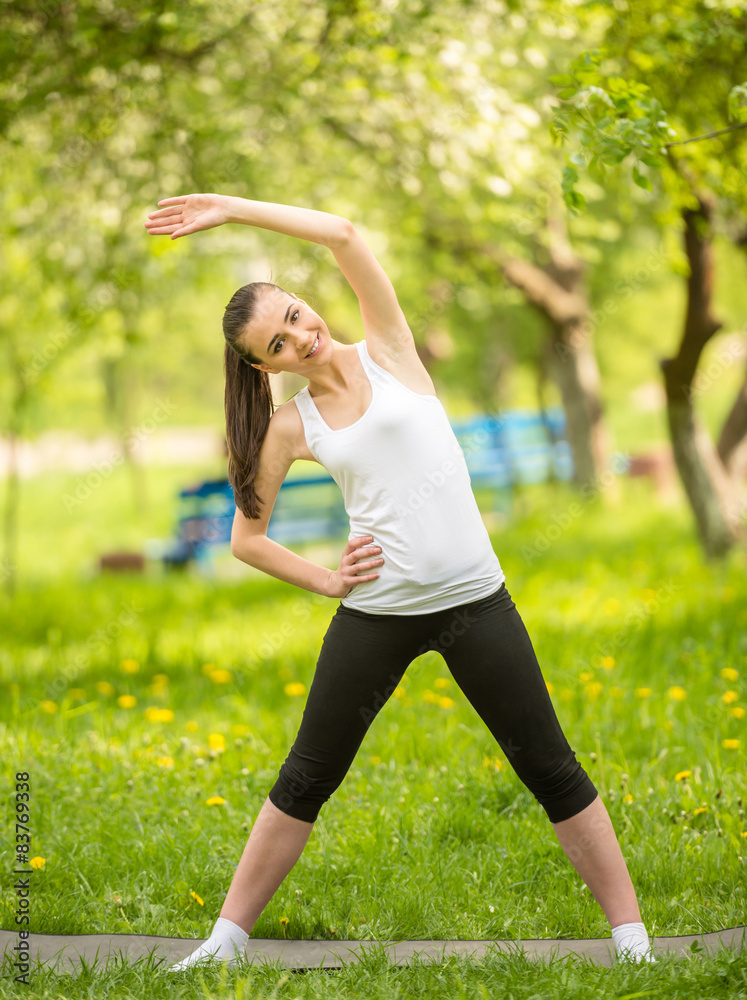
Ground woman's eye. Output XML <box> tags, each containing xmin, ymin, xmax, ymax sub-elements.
<box><xmin>275</xmin><ymin>310</ymin><xmax>299</xmax><ymax>352</ymax></box>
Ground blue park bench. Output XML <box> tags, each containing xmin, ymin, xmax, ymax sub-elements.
<box><xmin>160</xmin><ymin>407</ymin><xmax>575</xmax><ymax>568</ymax></box>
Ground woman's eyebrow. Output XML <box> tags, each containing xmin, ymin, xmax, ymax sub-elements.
<box><xmin>266</xmin><ymin>302</ymin><xmax>295</xmax><ymax>354</ymax></box>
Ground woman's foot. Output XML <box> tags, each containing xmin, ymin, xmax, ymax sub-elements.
<box><xmin>167</xmin><ymin>916</ymin><xmax>249</xmax><ymax>972</ymax></box>
<box><xmin>611</xmin><ymin>921</ymin><xmax>656</xmax><ymax>963</ymax></box>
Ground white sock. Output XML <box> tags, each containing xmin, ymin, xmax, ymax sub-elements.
<box><xmin>611</xmin><ymin>921</ymin><xmax>656</xmax><ymax>963</ymax></box>
<box><xmin>168</xmin><ymin>916</ymin><xmax>249</xmax><ymax>971</ymax></box>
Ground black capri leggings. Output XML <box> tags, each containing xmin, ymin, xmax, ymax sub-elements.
<box><xmin>268</xmin><ymin>581</ymin><xmax>598</xmax><ymax>825</ymax></box>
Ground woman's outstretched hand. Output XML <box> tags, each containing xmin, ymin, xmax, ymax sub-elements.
<box><xmin>143</xmin><ymin>193</ymin><xmax>229</xmax><ymax>240</ymax></box>
<box><xmin>326</xmin><ymin>536</ymin><xmax>384</xmax><ymax>599</ymax></box>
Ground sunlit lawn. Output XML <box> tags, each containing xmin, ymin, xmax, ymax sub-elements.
<box><xmin>1</xmin><ymin>464</ymin><xmax>746</xmax><ymax>996</ymax></box>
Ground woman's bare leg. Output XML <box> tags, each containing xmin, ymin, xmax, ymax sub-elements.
<box><xmin>551</xmin><ymin>794</ymin><xmax>642</xmax><ymax>927</ymax></box>
<box><xmin>219</xmin><ymin>796</ymin><xmax>315</xmax><ymax>934</ymax></box>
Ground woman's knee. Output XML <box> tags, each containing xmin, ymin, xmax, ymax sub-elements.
<box><xmin>513</xmin><ymin>746</ymin><xmax>599</xmax><ymax>824</ymax></box>
<box><xmin>267</xmin><ymin>752</ymin><xmax>348</xmax><ymax>823</ymax></box>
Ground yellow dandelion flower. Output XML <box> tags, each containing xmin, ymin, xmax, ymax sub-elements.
<box><xmin>741</xmin><ymin>831</ymin><xmax>747</xmax><ymax>839</ymax></box>
<box><xmin>721</xmin><ymin>667</ymin><xmax>739</xmax><ymax>682</ymax></box>
<box><xmin>603</xmin><ymin>598</ymin><xmax>621</xmax><ymax>615</ymax></box>
<box><xmin>40</xmin><ymin>701</ymin><xmax>57</xmax><ymax>714</ymax></box>
<box><xmin>545</xmin><ymin>681</ymin><xmax>555</xmax><ymax>694</ymax></box>
<box><xmin>675</xmin><ymin>770</ymin><xmax>692</xmax><ymax>781</ymax></box>
<box><xmin>723</xmin><ymin>691</ymin><xmax>739</xmax><ymax>705</ymax></box>
<box><xmin>601</xmin><ymin>656</ymin><xmax>616</xmax><ymax>670</ymax></box>
<box><xmin>668</xmin><ymin>686</ymin><xmax>687</xmax><ymax>701</ymax></box>
<box><xmin>189</xmin><ymin>891</ymin><xmax>204</xmax><ymax>905</ymax></box>
<box><xmin>206</xmin><ymin>795</ymin><xmax>226</xmax><ymax>806</ymax></box>
<box><xmin>730</xmin><ymin>707</ymin><xmax>745</xmax><ymax>719</ymax></box>
<box><xmin>210</xmin><ymin>669</ymin><xmax>233</xmax><ymax>684</ymax></box>
<box><xmin>623</xmin><ymin>794</ymin><xmax>634</xmax><ymax>805</ymax></box>
<box><xmin>579</xmin><ymin>671</ymin><xmax>594</xmax><ymax>683</ymax></box>
<box><xmin>370</xmin><ymin>755</ymin><xmax>381</xmax><ymax>765</ymax></box>
<box><xmin>722</xmin><ymin>739</ymin><xmax>740</xmax><ymax>750</ymax></box>
<box><xmin>438</xmin><ymin>696</ymin><xmax>455</xmax><ymax>709</ymax></box>
<box><xmin>422</xmin><ymin>690</ymin><xmax>438</xmax><ymax>703</ymax></box>
<box><xmin>29</xmin><ymin>857</ymin><xmax>45</xmax><ymax>870</ymax></box>
<box><xmin>144</xmin><ymin>706</ymin><xmax>174</xmax><ymax>723</ymax></box>
<box><xmin>482</xmin><ymin>756</ymin><xmax>503</xmax><ymax>771</ymax></box>
<box><xmin>693</xmin><ymin>807</ymin><xmax>707</xmax><ymax>816</ymax></box>
<box><xmin>96</xmin><ymin>681</ymin><xmax>115</xmax><ymax>696</ymax></box>
<box><xmin>117</xmin><ymin>695</ymin><xmax>137</xmax><ymax>709</ymax></box>
<box><xmin>434</xmin><ymin>678</ymin><xmax>451</xmax><ymax>690</ymax></box>
<box><xmin>152</xmin><ymin>673</ymin><xmax>169</xmax><ymax>684</ymax></box>
<box><xmin>120</xmin><ymin>659</ymin><xmax>139</xmax><ymax>674</ymax></box>
<box><xmin>208</xmin><ymin>733</ymin><xmax>226</xmax><ymax>749</ymax></box>
<box><xmin>284</xmin><ymin>682</ymin><xmax>306</xmax><ymax>697</ymax></box>
<box><xmin>635</xmin><ymin>688</ymin><xmax>652</xmax><ymax>699</ymax></box>
<box><xmin>186</xmin><ymin>720</ymin><xmax>199</xmax><ymax>732</ymax></box>
<box><xmin>157</xmin><ymin>756</ymin><xmax>174</xmax><ymax>768</ymax></box>
<box><xmin>610</xmin><ymin>686</ymin><xmax>624</xmax><ymax>699</ymax></box>
<box><xmin>585</xmin><ymin>682</ymin><xmax>603</xmax><ymax>701</ymax></box>
<box><xmin>392</xmin><ymin>685</ymin><xmax>406</xmax><ymax>699</ymax></box>
<box><xmin>280</xmin><ymin>917</ymin><xmax>290</xmax><ymax>926</ymax></box>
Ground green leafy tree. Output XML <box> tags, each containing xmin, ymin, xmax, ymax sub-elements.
<box><xmin>548</xmin><ymin>0</ymin><xmax>747</xmax><ymax>557</ymax></box>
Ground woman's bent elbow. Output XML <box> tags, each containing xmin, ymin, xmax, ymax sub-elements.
<box><xmin>231</xmin><ymin>534</ymin><xmax>264</xmax><ymax>563</ymax></box>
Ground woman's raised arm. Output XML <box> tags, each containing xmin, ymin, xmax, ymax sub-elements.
<box><xmin>144</xmin><ymin>193</ymin><xmax>350</xmax><ymax>247</ymax></box>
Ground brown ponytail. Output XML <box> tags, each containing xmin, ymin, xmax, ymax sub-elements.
<box><xmin>222</xmin><ymin>281</ymin><xmax>284</xmax><ymax>519</ymax></box>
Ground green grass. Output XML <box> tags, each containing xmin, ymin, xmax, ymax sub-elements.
<box><xmin>1</xmin><ymin>465</ymin><xmax>746</xmax><ymax>996</ymax></box>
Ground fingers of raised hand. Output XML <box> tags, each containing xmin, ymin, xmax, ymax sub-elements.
<box><xmin>143</xmin><ymin>222</ymin><xmax>180</xmax><ymax>235</ymax></box>
<box><xmin>148</xmin><ymin>206</ymin><xmax>182</xmax><ymax>218</ymax></box>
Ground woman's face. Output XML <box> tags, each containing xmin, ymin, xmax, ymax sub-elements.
<box><xmin>244</xmin><ymin>288</ymin><xmax>329</xmax><ymax>375</ymax></box>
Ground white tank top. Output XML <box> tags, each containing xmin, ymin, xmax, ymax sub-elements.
<box><xmin>293</xmin><ymin>339</ymin><xmax>505</xmax><ymax>614</ymax></box>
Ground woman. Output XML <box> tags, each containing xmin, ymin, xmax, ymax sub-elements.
<box><xmin>144</xmin><ymin>192</ymin><xmax>655</xmax><ymax>969</ymax></box>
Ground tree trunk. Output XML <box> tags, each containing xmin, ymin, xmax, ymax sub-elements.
<box><xmin>717</xmin><ymin>367</ymin><xmax>747</xmax><ymax>483</ymax></box>
<box><xmin>659</xmin><ymin>194</ymin><xmax>742</xmax><ymax>558</ymax></box>
<box><xmin>102</xmin><ymin>356</ymin><xmax>148</xmax><ymax>517</ymax></box>
<box><xmin>2</xmin><ymin>357</ymin><xmax>29</xmax><ymax>599</ymax></box>
<box><xmin>500</xmin><ymin>252</ymin><xmax>609</xmax><ymax>490</ymax></box>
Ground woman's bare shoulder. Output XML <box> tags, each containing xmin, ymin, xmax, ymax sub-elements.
<box><xmin>271</xmin><ymin>398</ymin><xmax>319</xmax><ymax>465</ymax></box>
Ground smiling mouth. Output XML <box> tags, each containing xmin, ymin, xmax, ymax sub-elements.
<box><xmin>305</xmin><ymin>333</ymin><xmax>320</xmax><ymax>358</ymax></box>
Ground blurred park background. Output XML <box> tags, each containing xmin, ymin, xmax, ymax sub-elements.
<box><xmin>2</xmin><ymin>0</ymin><xmax>747</xmax><ymax>994</ymax></box>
